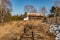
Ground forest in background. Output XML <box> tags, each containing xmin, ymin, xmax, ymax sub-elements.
<box><xmin>0</xmin><ymin>0</ymin><xmax>60</xmax><ymax>23</ymax></box>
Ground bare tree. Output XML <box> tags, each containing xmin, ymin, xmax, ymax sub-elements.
<box><xmin>31</xmin><ymin>8</ymin><xmax>37</xmax><ymax>13</ymax></box>
<box><xmin>39</xmin><ymin>6</ymin><xmax>47</xmax><ymax>16</ymax></box>
<box><xmin>54</xmin><ymin>0</ymin><xmax>60</xmax><ymax>24</ymax></box>
<box><xmin>0</xmin><ymin>0</ymin><xmax>12</xmax><ymax>23</ymax></box>
<box><xmin>54</xmin><ymin>0</ymin><xmax>60</xmax><ymax>7</ymax></box>
<box><xmin>24</xmin><ymin>5</ymin><xmax>37</xmax><ymax>13</ymax></box>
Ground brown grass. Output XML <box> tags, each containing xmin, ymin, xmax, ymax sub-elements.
<box><xmin>0</xmin><ymin>20</ymin><xmax>55</xmax><ymax>40</ymax></box>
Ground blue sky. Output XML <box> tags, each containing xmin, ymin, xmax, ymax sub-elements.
<box><xmin>10</xmin><ymin>0</ymin><xmax>60</xmax><ymax>15</ymax></box>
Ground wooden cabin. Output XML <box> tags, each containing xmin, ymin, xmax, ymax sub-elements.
<box><xmin>24</xmin><ymin>13</ymin><xmax>45</xmax><ymax>21</ymax></box>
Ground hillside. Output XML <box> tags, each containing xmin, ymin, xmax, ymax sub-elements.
<box><xmin>0</xmin><ymin>20</ymin><xmax>55</xmax><ymax>40</ymax></box>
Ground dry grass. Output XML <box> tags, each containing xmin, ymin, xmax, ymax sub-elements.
<box><xmin>0</xmin><ymin>20</ymin><xmax>55</xmax><ymax>40</ymax></box>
